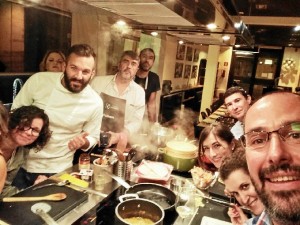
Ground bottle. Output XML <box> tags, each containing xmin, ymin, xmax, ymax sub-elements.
<box><xmin>79</xmin><ymin>153</ymin><xmax>91</xmax><ymax>170</ymax></box>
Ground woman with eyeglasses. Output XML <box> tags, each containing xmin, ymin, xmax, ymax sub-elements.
<box><xmin>198</xmin><ymin>123</ymin><xmax>238</xmax><ymax>171</ymax></box>
<box><xmin>39</xmin><ymin>50</ymin><xmax>66</xmax><ymax>72</ymax></box>
<box><xmin>219</xmin><ymin>149</ymin><xmax>264</xmax><ymax>225</ymax></box>
<box><xmin>0</xmin><ymin>102</ymin><xmax>9</xmax><ymax>193</ymax></box>
<box><xmin>0</xmin><ymin>105</ymin><xmax>51</xmax><ymax>197</ymax></box>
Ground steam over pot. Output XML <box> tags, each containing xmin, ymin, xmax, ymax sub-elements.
<box><xmin>150</xmin><ymin>123</ymin><xmax>174</xmax><ymax>146</ymax></box>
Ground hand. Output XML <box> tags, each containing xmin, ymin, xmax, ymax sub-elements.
<box><xmin>34</xmin><ymin>175</ymin><xmax>48</xmax><ymax>185</ymax></box>
<box><xmin>228</xmin><ymin>204</ymin><xmax>248</xmax><ymax>225</ymax></box>
<box><xmin>68</xmin><ymin>132</ymin><xmax>89</xmax><ymax>151</ymax></box>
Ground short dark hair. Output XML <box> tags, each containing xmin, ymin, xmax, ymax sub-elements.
<box><xmin>140</xmin><ymin>48</ymin><xmax>155</xmax><ymax>60</ymax></box>
<box><xmin>224</xmin><ymin>86</ymin><xmax>248</xmax><ymax>100</ymax></box>
<box><xmin>120</xmin><ymin>50</ymin><xmax>140</xmax><ymax>62</ymax></box>
<box><xmin>9</xmin><ymin>105</ymin><xmax>51</xmax><ymax>150</ymax></box>
<box><xmin>219</xmin><ymin>148</ymin><xmax>248</xmax><ymax>182</ymax></box>
<box><xmin>66</xmin><ymin>44</ymin><xmax>96</xmax><ymax>61</ymax></box>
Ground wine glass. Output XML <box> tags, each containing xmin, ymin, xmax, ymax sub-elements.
<box><xmin>176</xmin><ymin>185</ymin><xmax>196</xmax><ymax>224</ymax></box>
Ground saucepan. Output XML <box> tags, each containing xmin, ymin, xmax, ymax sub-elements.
<box><xmin>115</xmin><ymin>194</ymin><xmax>165</xmax><ymax>225</ymax></box>
<box><xmin>125</xmin><ymin>183</ymin><xmax>177</xmax><ymax>212</ymax></box>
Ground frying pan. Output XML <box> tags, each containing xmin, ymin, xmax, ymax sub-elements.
<box><xmin>125</xmin><ymin>183</ymin><xmax>177</xmax><ymax>211</ymax></box>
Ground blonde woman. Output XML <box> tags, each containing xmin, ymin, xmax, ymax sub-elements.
<box><xmin>39</xmin><ymin>50</ymin><xmax>65</xmax><ymax>72</ymax></box>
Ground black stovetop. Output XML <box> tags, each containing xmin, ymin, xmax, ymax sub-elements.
<box><xmin>95</xmin><ymin>185</ymin><xmax>178</xmax><ymax>225</ymax></box>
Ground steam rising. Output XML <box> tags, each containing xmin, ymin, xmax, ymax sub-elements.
<box><xmin>129</xmin><ymin>107</ymin><xmax>199</xmax><ymax>162</ymax></box>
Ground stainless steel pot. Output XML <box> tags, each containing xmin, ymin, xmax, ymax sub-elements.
<box><xmin>125</xmin><ymin>183</ymin><xmax>177</xmax><ymax>211</ymax></box>
<box><xmin>115</xmin><ymin>194</ymin><xmax>165</xmax><ymax>225</ymax></box>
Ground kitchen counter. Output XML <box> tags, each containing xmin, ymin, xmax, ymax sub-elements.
<box><xmin>0</xmin><ymin>163</ymin><xmax>231</xmax><ymax>225</ymax></box>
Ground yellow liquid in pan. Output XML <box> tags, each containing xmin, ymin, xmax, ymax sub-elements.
<box><xmin>123</xmin><ymin>217</ymin><xmax>154</xmax><ymax>225</ymax></box>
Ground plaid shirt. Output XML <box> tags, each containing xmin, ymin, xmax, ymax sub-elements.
<box><xmin>245</xmin><ymin>211</ymin><xmax>272</xmax><ymax>225</ymax></box>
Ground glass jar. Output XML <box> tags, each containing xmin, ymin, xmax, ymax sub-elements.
<box><xmin>79</xmin><ymin>153</ymin><xmax>91</xmax><ymax>170</ymax></box>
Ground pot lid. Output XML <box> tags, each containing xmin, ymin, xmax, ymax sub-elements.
<box><xmin>166</xmin><ymin>141</ymin><xmax>197</xmax><ymax>152</ymax></box>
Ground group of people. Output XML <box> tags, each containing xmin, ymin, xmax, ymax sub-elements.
<box><xmin>197</xmin><ymin>87</ymin><xmax>300</xmax><ymax>225</ymax></box>
<box><xmin>0</xmin><ymin>44</ymin><xmax>161</xmax><ymax>197</ymax></box>
<box><xmin>1</xmin><ymin>42</ymin><xmax>299</xmax><ymax>225</ymax></box>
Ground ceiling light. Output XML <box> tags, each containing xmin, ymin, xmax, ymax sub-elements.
<box><xmin>151</xmin><ymin>31</ymin><xmax>158</xmax><ymax>37</ymax></box>
<box><xmin>222</xmin><ymin>35</ymin><xmax>230</xmax><ymax>41</ymax></box>
<box><xmin>178</xmin><ymin>40</ymin><xmax>184</xmax><ymax>45</ymax></box>
<box><xmin>116</xmin><ymin>20</ymin><xmax>126</xmax><ymax>26</ymax></box>
<box><xmin>235</xmin><ymin>44</ymin><xmax>241</xmax><ymax>48</ymax></box>
<box><xmin>294</xmin><ymin>25</ymin><xmax>300</xmax><ymax>31</ymax></box>
<box><xmin>207</xmin><ymin>23</ymin><xmax>217</xmax><ymax>30</ymax></box>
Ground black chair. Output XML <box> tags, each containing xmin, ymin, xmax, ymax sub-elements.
<box><xmin>201</xmin><ymin>111</ymin><xmax>207</xmax><ymax>120</ymax></box>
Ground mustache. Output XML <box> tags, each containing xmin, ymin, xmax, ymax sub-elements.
<box><xmin>259</xmin><ymin>164</ymin><xmax>300</xmax><ymax>180</ymax></box>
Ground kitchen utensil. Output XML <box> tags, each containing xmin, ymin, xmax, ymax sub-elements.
<box><xmin>125</xmin><ymin>183</ymin><xmax>177</xmax><ymax>211</ymax></box>
<box><xmin>103</xmin><ymin>169</ymin><xmax>131</xmax><ymax>189</ymax></box>
<box><xmin>3</xmin><ymin>193</ymin><xmax>67</xmax><ymax>202</ymax></box>
<box><xmin>32</xmin><ymin>180</ymin><xmax>70</xmax><ymax>190</ymax></box>
<box><xmin>115</xmin><ymin>194</ymin><xmax>165</xmax><ymax>225</ymax></box>
<box><xmin>31</xmin><ymin>202</ymin><xmax>59</xmax><ymax>225</ymax></box>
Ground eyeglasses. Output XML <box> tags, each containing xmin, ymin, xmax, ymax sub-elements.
<box><xmin>19</xmin><ymin>126</ymin><xmax>41</xmax><ymax>137</ymax></box>
<box><xmin>240</xmin><ymin>122</ymin><xmax>300</xmax><ymax>151</ymax></box>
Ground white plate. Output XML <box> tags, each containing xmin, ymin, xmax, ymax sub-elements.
<box><xmin>135</xmin><ymin>161</ymin><xmax>173</xmax><ymax>181</ymax></box>
<box><xmin>200</xmin><ymin>216</ymin><xmax>231</xmax><ymax>225</ymax></box>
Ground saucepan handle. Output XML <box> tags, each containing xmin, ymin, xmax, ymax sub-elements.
<box><xmin>119</xmin><ymin>193</ymin><xmax>139</xmax><ymax>203</ymax></box>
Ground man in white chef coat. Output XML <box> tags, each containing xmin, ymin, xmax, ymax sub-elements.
<box><xmin>12</xmin><ymin>44</ymin><xmax>103</xmax><ymax>189</ymax></box>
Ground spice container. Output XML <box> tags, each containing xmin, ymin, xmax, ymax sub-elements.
<box><xmin>79</xmin><ymin>153</ymin><xmax>91</xmax><ymax>170</ymax></box>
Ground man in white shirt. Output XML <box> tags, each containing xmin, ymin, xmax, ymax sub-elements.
<box><xmin>90</xmin><ymin>50</ymin><xmax>145</xmax><ymax>153</ymax></box>
<box><xmin>12</xmin><ymin>44</ymin><xmax>103</xmax><ymax>188</ymax></box>
<box><xmin>224</xmin><ymin>86</ymin><xmax>251</xmax><ymax>139</ymax></box>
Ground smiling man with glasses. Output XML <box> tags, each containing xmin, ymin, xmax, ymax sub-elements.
<box><xmin>243</xmin><ymin>91</ymin><xmax>300</xmax><ymax>225</ymax></box>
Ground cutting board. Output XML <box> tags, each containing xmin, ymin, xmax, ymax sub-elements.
<box><xmin>0</xmin><ymin>179</ymin><xmax>88</xmax><ymax>225</ymax></box>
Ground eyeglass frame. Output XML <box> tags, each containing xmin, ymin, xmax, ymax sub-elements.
<box><xmin>18</xmin><ymin>126</ymin><xmax>41</xmax><ymax>137</ymax></box>
<box><xmin>240</xmin><ymin>121</ymin><xmax>300</xmax><ymax>151</ymax></box>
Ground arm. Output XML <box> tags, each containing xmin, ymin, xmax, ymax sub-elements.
<box><xmin>0</xmin><ymin>155</ymin><xmax>7</xmax><ymax>193</ymax></box>
<box><xmin>147</xmin><ymin>91</ymin><xmax>157</xmax><ymax>123</ymax></box>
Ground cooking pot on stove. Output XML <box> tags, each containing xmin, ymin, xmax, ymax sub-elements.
<box><xmin>159</xmin><ymin>140</ymin><xmax>198</xmax><ymax>172</ymax></box>
<box><xmin>125</xmin><ymin>183</ymin><xmax>177</xmax><ymax>211</ymax></box>
<box><xmin>115</xmin><ymin>194</ymin><xmax>165</xmax><ymax>225</ymax></box>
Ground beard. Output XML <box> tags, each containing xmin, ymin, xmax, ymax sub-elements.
<box><xmin>252</xmin><ymin>164</ymin><xmax>300</xmax><ymax>225</ymax></box>
<box><xmin>139</xmin><ymin>62</ymin><xmax>151</xmax><ymax>72</ymax></box>
<box><xmin>63</xmin><ymin>73</ymin><xmax>90</xmax><ymax>93</ymax></box>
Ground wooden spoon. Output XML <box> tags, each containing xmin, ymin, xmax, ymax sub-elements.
<box><xmin>2</xmin><ymin>193</ymin><xmax>67</xmax><ymax>202</ymax></box>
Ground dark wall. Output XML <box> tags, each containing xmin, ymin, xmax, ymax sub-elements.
<box><xmin>24</xmin><ymin>8</ymin><xmax>71</xmax><ymax>72</ymax></box>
